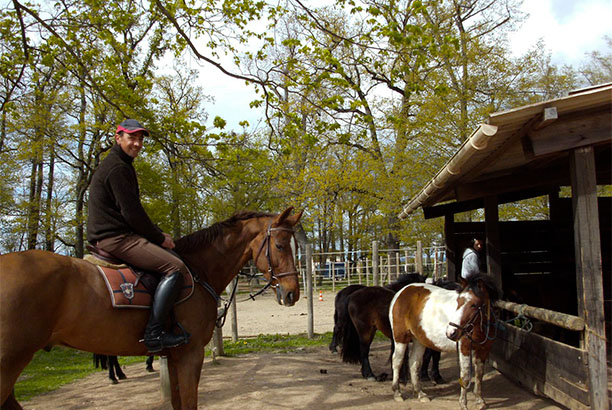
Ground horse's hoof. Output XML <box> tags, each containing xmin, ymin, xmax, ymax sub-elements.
<box><xmin>146</xmin><ymin>366</ymin><xmax>155</xmax><ymax>372</ymax></box>
<box><xmin>393</xmin><ymin>393</ymin><xmax>404</xmax><ymax>402</ymax></box>
<box><xmin>366</xmin><ymin>376</ymin><xmax>376</xmax><ymax>382</ymax></box>
<box><xmin>111</xmin><ymin>379</ymin><xmax>119</xmax><ymax>385</ymax></box>
<box><xmin>419</xmin><ymin>396</ymin><xmax>431</xmax><ymax>403</ymax></box>
<box><xmin>118</xmin><ymin>374</ymin><xmax>127</xmax><ymax>380</ymax></box>
<box><xmin>375</xmin><ymin>373</ymin><xmax>389</xmax><ymax>382</ymax></box>
<box><xmin>475</xmin><ymin>399</ymin><xmax>487</xmax><ymax>409</ymax></box>
<box><xmin>433</xmin><ymin>375</ymin><xmax>445</xmax><ymax>385</ymax></box>
<box><xmin>420</xmin><ymin>374</ymin><xmax>431</xmax><ymax>382</ymax></box>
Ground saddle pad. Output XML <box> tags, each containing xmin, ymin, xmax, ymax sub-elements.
<box><xmin>96</xmin><ymin>266</ymin><xmax>194</xmax><ymax>309</ymax></box>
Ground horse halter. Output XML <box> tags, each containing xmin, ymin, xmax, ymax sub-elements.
<box><xmin>250</xmin><ymin>224</ymin><xmax>298</xmax><ymax>299</ymax></box>
<box><xmin>448</xmin><ymin>302</ymin><xmax>485</xmax><ymax>342</ymax></box>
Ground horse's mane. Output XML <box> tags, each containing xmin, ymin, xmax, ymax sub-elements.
<box><xmin>465</xmin><ymin>273</ymin><xmax>502</xmax><ymax>303</ymax></box>
<box><xmin>174</xmin><ymin>211</ymin><xmax>274</xmax><ymax>254</ymax></box>
<box><xmin>433</xmin><ymin>278</ymin><xmax>462</xmax><ymax>292</ymax></box>
<box><xmin>388</xmin><ymin>273</ymin><xmax>425</xmax><ymax>287</ymax></box>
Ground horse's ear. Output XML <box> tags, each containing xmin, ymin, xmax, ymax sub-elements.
<box><xmin>285</xmin><ymin>209</ymin><xmax>304</xmax><ymax>226</ymax></box>
<box><xmin>274</xmin><ymin>207</ymin><xmax>294</xmax><ymax>225</ymax></box>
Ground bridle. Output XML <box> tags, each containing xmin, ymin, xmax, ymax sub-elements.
<box><xmin>247</xmin><ymin>224</ymin><xmax>299</xmax><ymax>300</ymax></box>
<box><xmin>194</xmin><ymin>222</ymin><xmax>299</xmax><ymax>328</ymax></box>
<box><xmin>448</xmin><ymin>303</ymin><xmax>485</xmax><ymax>343</ymax></box>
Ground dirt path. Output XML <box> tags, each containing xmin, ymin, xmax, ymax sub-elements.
<box><xmin>22</xmin><ymin>291</ymin><xmax>563</xmax><ymax>409</ymax></box>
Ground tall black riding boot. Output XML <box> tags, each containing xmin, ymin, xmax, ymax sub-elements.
<box><xmin>142</xmin><ymin>272</ymin><xmax>190</xmax><ymax>353</ymax></box>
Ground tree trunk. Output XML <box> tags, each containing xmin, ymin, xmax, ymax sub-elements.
<box><xmin>44</xmin><ymin>142</ymin><xmax>55</xmax><ymax>251</ymax></box>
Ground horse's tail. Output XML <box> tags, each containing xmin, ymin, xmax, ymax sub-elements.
<box><xmin>339</xmin><ymin>311</ymin><xmax>361</xmax><ymax>364</ymax></box>
<box><xmin>331</xmin><ymin>292</ymin><xmax>351</xmax><ymax>351</ymax></box>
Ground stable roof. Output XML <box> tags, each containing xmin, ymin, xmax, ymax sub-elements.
<box><xmin>399</xmin><ymin>83</ymin><xmax>612</xmax><ymax>219</ymax></box>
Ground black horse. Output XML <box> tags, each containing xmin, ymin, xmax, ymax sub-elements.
<box><xmin>330</xmin><ymin>273</ymin><xmax>426</xmax><ymax>381</ymax></box>
<box><xmin>94</xmin><ymin>354</ymin><xmax>155</xmax><ymax>384</ymax></box>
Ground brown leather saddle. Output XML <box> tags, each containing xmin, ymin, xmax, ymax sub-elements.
<box><xmin>84</xmin><ymin>245</ymin><xmax>194</xmax><ymax>309</ymax></box>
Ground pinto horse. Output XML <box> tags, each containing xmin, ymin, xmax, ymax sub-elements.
<box><xmin>0</xmin><ymin>208</ymin><xmax>302</xmax><ymax>410</ymax></box>
<box><xmin>389</xmin><ymin>274</ymin><xmax>500</xmax><ymax>410</ymax></box>
<box><xmin>330</xmin><ymin>274</ymin><xmax>425</xmax><ymax>380</ymax></box>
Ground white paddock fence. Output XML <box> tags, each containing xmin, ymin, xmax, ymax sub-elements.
<box><xmin>211</xmin><ymin>241</ymin><xmax>446</xmax><ymax>345</ymax></box>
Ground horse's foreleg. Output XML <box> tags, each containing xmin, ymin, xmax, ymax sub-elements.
<box><xmin>0</xmin><ymin>350</ymin><xmax>35</xmax><ymax>407</ymax></box>
<box><xmin>473</xmin><ymin>356</ymin><xmax>487</xmax><ymax>410</ymax></box>
<box><xmin>359</xmin><ymin>340</ymin><xmax>376</xmax><ymax>381</ymax></box>
<box><xmin>146</xmin><ymin>356</ymin><xmax>155</xmax><ymax>372</ymax></box>
<box><xmin>458</xmin><ymin>351</ymin><xmax>471</xmax><ymax>410</ymax></box>
<box><xmin>1</xmin><ymin>390</ymin><xmax>23</xmax><ymax>410</ymax></box>
<box><xmin>169</xmin><ymin>346</ymin><xmax>205</xmax><ymax>410</ymax></box>
<box><xmin>430</xmin><ymin>350</ymin><xmax>444</xmax><ymax>384</ymax></box>
<box><xmin>419</xmin><ymin>348</ymin><xmax>432</xmax><ymax>380</ymax></box>
<box><xmin>113</xmin><ymin>356</ymin><xmax>127</xmax><ymax>381</ymax></box>
<box><xmin>408</xmin><ymin>342</ymin><xmax>428</xmax><ymax>402</ymax></box>
<box><xmin>391</xmin><ymin>342</ymin><xmax>407</xmax><ymax>401</ymax></box>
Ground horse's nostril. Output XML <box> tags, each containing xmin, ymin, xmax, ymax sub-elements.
<box><xmin>286</xmin><ymin>292</ymin><xmax>294</xmax><ymax>305</ymax></box>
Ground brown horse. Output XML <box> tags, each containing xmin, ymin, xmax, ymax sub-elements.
<box><xmin>329</xmin><ymin>274</ymin><xmax>425</xmax><ymax>380</ymax></box>
<box><xmin>0</xmin><ymin>207</ymin><xmax>303</xmax><ymax>410</ymax></box>
<box><xmin>389</xmin><ymin>274</ymin><xmax>500</xmax><ymax>410</ymax></box>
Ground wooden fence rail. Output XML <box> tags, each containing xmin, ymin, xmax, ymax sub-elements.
<box><xmin>495</xmin><ymin>300</ymin><xmax>585</xmax><ymax>331</ymax></box>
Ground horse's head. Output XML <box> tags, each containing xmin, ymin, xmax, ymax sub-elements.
<box><xmin>445</xmin><ymin>274</ymin><xmax>499</xmax><ymax>342</ymax></box>
<box><xmin>252</xmin><ymin>207</ymin><xmax>303</xmax><ymax>307</ymax></box>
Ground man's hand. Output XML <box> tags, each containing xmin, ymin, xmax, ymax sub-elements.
<box><xmin>161</xmin><ymin>232</ymin><xmax>175</xmax><ymax>249</ymax></box>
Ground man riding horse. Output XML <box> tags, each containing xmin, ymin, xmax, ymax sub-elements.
<box><xmin>87</xmin><ymin>118</ymin><xmax>190</xmax><ymax>353</ymax></box>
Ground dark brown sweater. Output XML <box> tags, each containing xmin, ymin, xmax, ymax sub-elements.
<box><xmin>87</xmin><ymin>144</ymin><xmax>164</xmax><ymax>245</ymax></box>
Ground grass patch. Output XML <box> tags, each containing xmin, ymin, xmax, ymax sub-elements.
<box><xmin>15</xmin><ymin>347</ymin><xmax>147</xmax><ymax>402</ymax></box>
<box><xmin>220</xmin><ymin>332</ymin><xmax>332</xmax><ymax>356</ymax></box>
<box><xmin>14</xmin><ymin>333</ymin><xmax>336</xmax><ymax>401</ymax></box>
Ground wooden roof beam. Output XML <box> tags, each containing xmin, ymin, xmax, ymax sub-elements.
<box><xmin>422</xmin><ymin>187</ymin><xmax>556</xmax><ymax>219</ymax></box>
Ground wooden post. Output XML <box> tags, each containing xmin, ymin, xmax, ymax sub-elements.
<box><xmin>433</xmin><ymin>248</ymin><xmax>439</xmax><ymax>281</ymax></box>
<box><xmin>372</xmin><ymin>241</ymin><xmax>379</xmax><ymax>286</ymax></box>
<box><xmin>386</xmin><ymin>255</ymin><xmax>391</xmax><ymax>284</ymax></box>
<box><xmin>415</xmin><ymin>241</ymin><xmax>423</xmax><ymax>275</ymax></box>
<box><xmin>395</xmin><ymin>252</ymin><xmax>400</xmax><ymax>278</ymax></box>
<box><xmin>445</xmin><ymin>214</ymin><xmax>456</xmax><ymax>281</ymax></box>
<box><xmin>484</xmin><ymin>195</ymin><xmax>502</xmax><ymax>290</ymax></box>
<box><xmin>357</xmin><ymin>260</ymin><xmax>362</xmax><ymax>284</ymax></box>
<box><xmin>404</xmin><ymin>248</ymin><xmax>410</xmax><ymax>272</ymax></box>
<box><xmin>313</xmin><ymin>255</ymin><xmax>317</xmax><ymax>294</ymax></box>
<box><xmin>160</xmin><ymin>356</ymin><xmax>171</xmax><ymax>403</ymax></box>
<box><xmin>365</xmin><ymin>258</ymin><xmax>370</xmax><ymax>286</ymax></box>
<box><xmin>306</xmin><ymin>244</ymin><xmax>314</xmax><ymax>338</ymax></box>
<box><xmin>331</xmin><ymin>261</ymin><xmax>336</xmax><ymax>293</ymax></box>
<box><xmin>228</xmin><ymin>277</ymin><xmax>238</xmax><ymax>342</ymax></box>
<box><xmin>570</xmin><ymin>146</ymin><xmax>608</xmax><ymax>410</ymax></box>
<box><xmin>345</xmin><ymin>260</ymin><xmax>350</xmax><ymax>285</ymax></box>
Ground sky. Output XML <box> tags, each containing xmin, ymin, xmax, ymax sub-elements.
<box><xmin>196</xmin><ymin>0</ymin><xmax>612</xmax><ymax>131</ymax></box>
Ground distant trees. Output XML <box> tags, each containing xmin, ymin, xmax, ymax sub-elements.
<box><xmin>1</xmin><ymin>0</ymin><xmax>610</xmax><ymax>255</ymax></box>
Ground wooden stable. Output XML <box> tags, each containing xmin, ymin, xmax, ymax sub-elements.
<box><xmin>399</xmin><ymin>84</ymin><xmax>611</xmax><ymax>409</ymax></box>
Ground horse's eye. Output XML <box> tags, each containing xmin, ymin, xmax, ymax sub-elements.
<box><xmin>275</xmin><ymin>244</ymin><xmax>284</xmax><ymax>250</ymax></box>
